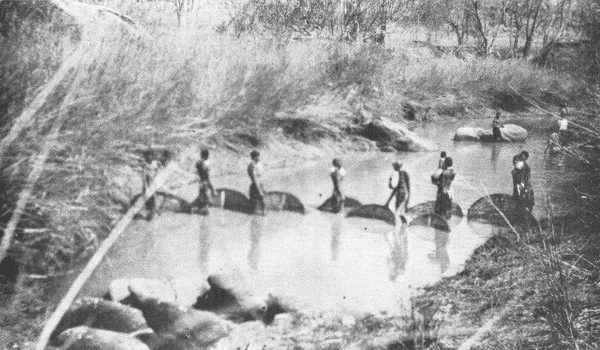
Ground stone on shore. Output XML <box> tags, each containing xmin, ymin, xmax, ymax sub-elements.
<box><xmin>57</xmin><ymin>326</ymin><xmax>150</xmax><ymax>350</ymax></box>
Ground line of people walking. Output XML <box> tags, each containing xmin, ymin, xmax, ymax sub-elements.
<box><xmin>141</xmin><ymin>146</ymin><xmax>535</xmax><ymax>222</ymax></box>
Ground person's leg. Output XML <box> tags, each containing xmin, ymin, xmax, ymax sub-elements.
<box><xmin>434</xmin><ymin>191</ymin><xmax>443</xmax><ymax>216</ymax></box>
<box><xmin>198</xmin><ymin>183</ymin><xmax>209</xmax><ymax>215</ymax></box>
<box><xmin>332</xmin><ymin>190</ymin><xmax>342</xmax><ymax>213</ymax></box>
<box><xmin>395</xmin><ymin>192</ymin><xmax>407</xmax><ymax>218</ymax></box>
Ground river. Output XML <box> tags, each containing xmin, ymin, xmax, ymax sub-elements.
<box><xmin>64</xmin><ymin>117</ymin><xmax>585</xmax><ymax>316</ymax></box>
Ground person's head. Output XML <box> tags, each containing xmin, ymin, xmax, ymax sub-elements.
<box><xmin>392</xmin><ymin>161</ymin><xmax>402</xmax><ymax>171</ymax></box>
<box><xmin>332</xmin><ymin>158</ymin><xmax>342</xmax><ymax>169</ymax></box>
<box><xmin>143</xmin><ymin>149</ymin><xmax>154</xmax><ymax>163</ymax></box>
<box><xmin>201</xmin><ymin>149</ymin><xmax>209</xmax><ymax>160</ymax></box>
<box><xmin>495</xmin><ymin>110</ymin><xmax>501</xmax><ymax>119</ymax></box>
<box><xmin>250</xmin><ymin>150</ymin><xmax>260</xmax><ymax>161</ymax></box>
<box><xmin>560</xmin><ymin>108</ymin><xmax>567</xmax><ymax>118</ymax></box>
<box><xmin>440</xmin><ymin>151</ymin><xmax>447</xmax><ymax>158</ymax></box>
<box><xmin>520</xmin><ymin>150</ymin><xmax>529</xmax><ymax>161</ymax></box>
<box><xmin>444</xmin><ymin>157</ymin><xmax>453</xmax><ymax>168</ymax></box>
<box><xmin>513</xmin><ymin>155</ymin><xmax>524</xmax><ymax>169</ymax></box>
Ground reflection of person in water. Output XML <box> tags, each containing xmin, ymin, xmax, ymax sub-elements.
<box><xmin>198</xmin><ymin>215</ymin><xmax>212</xmax><ymax>275</ymax></box>
<box><xmin>330</xmin><ymin>214</ymin><xmax>342</xmax><ymax>261</ymax></box>
<box><xmin>433</xmin><ymin>229</ymin><xmax>449</xmax><ymax>273</ymax></box>
<box><xmin>330</xmin><ymin>158</ymin><xmax>346</xmax><ymax>213</ymax></box>
<box><xmin>491</xmin><ymin>143</ymin><xmax>499</xmax><ymax>172</ymax></box>
<box><xmin>387</xmin><ymin>216</ymin><xmax>408</xmax><ymax>282</ymax></box>
<box><xmin>248</xmin><ymin>216</ymin><xmax>264</xmax><ymax>271</ymax></box>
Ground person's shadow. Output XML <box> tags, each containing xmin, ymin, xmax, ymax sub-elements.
<box><xmin>387</xmin><ymin>217</ymin><xmax>408</xmax><ymax>282</ymax></box>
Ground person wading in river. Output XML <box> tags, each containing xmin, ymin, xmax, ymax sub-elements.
<box><xmin>438</xmin><ymin>151</ymin><xmax>447</xmax><ymax>169</ymax></box>
<box><xmin>559</xmin><ymin>108</ymin><xmax>569</xmax><ymax>144</ymax></box>
<box><xmin>196</xmin><ymin>149</ymin><xmax>216</xmax><ymax>215</ymax></box>
<box><xmin>511</xmin><ymin>154</ymin><xmax>527</xmax><ymax>215</ymax></box>
<box><xmin>142</xmin><ymin>149</ymin><xmax>161</xmax><ymax>221</ymax></box>
<box><xmin>248</xmin><ymin>150</ymin><xmax>266</xmax><ymax>215</ymax></box>
<box><xmin>492</xmin><ymin>111</ymin><xmax>502</xmax><ymax>142</ymax></box>
<box><xmin>519</xmin><ymin>150</ymin><xmax>534</xmax><ymax>213</ymax></box>
<box><xmin>433</xmin><ymin>157</ymin><xmax>455</xmax><ymax>220</ymax></box>
<box><xmin>330</xmin><ymin>158</ymin><xmax>346</xmax><ymax>213</ymax></box>
<box><xmin>389</xmin><ymin>161</ymin><xmax>410</xmax><ymax>218</ymax></box>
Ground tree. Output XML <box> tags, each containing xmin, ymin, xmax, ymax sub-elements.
<box><xmin>467</xmin><ymin>0</ymin><xmax>507</xmax><ymax>56</ymax></box>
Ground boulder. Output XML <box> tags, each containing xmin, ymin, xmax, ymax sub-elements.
<box><xmin>355</xmin><ymin>117</ymin><xmax>438</xmax><ymax>152</ymax></box>
<box><xmin>107</xmin><ymin>278</ymin><xmax>177</xmax><ymax>305</ymax></box>
<box><xmin>57</xmin><ymin>326</ymin><xmax>150</xmax><ymax>350</ymax></box>
<box><xmin>453</xmin><ymin>126</ymin><xmax>485</xmax><ymax>141</ymax></box>
<box><xmin>133</xmin><ymin>298</ymin><xmax>233</xmax><ymax>349</ymax></box>
<box><xmin>467</xmin><ymin>193</ymin><xmax>537</xmax><ymax>227</ymax></box>
<box><xmin>454</xmin><ymin>124</ymin><xmax>528</xmax><ymax>142</ymax></box>
<box><xmin>500</xmin><ymin>124</ymin><xmax>528</xmax><ymax>142</ymax></box>
<box><xmin>194</xmin><ymin>270</ymin><xmax>290</xmax><ymax>324</ymax></box>
<box><xmin>53</xmin><ymin>298</ymin><xmax>149</xmax><ymax>340</ymax></box>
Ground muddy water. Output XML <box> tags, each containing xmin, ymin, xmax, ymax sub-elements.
<box><xmin>74</xmin><ymin>118</ymin><xmax>584</xmax><ymax>315</ymax></box>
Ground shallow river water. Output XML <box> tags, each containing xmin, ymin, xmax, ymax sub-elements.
<box><xmin>71</xmin><ymin>118</ymin><xmax>585</xmax><ymax>316</ymax></box>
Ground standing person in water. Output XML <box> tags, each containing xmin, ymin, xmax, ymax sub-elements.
<box><xmin>511</xmin><ymin>154</ymin><xmax>526</xmax><ymax>214</ymax></box>
<box><xmin>558</xmin><ymin>108</ymin><xmax>569</xmax><ymax>143</ymax></box>
<box><xmin>519</xmin><ymin>150</ymin><xmax>534</xmax><ymax>213</ymax></box>
<box><xmin>438</xmin><ymin>151</ymin><xmax>447</xmax><ymax>169</ymax></box>
<box><xmin>142</xmin><ymin>149</ymin><xmax>161</xmax><ymax>221</ymax></box>
<box><xmin>330</xmin><ymin>158</ymin><xmax>346</xmax><ymax>213</ymax></box>
<box><xmin>433</xmin><ymin>157</ymin><xmax>456</xmax><ymax>220</ymax></box>
<box><xmin>196</xmin><ymin>149</ymin><xmax>216</xmax><ymax>215</ymax></box>
<box><xmin>248</xmin><ymin>150</ymin><xmax>266</xmax><ymax>215</ymax></box>
<box><xmin>492</xmin><ymin>111</ymin><xmax>502</xmax><ymax>142</ymax></box>
<box><xmin>389</xmin><ymin>161</ymin><xmax>410</xmax><ymax>217</ymax></box>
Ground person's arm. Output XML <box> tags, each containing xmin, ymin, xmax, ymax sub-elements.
<box><xmin>404</xmin><ymin>171</ymin><xmax>411</xmax><ymax>196</ymax></box>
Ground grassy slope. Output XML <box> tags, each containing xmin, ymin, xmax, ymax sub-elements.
<box><xmin>1</xmin><ymin>0</ymin><xmax>598</xmax><ymax>348</ymax></box>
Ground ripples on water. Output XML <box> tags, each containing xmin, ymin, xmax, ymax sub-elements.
<box><xmin>72</xmin><ymin>118</ymin><xmax>584</xmax><ymax>315</ymax></box>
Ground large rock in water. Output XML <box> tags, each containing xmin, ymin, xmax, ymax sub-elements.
<box><xmin>500</xmin><ymin>124</ymin><xmax>528</xmax><ymax>142</ymax></box>
<box><xmin>356</xmin><ymin>117</ymin><xmax>438</xmax><ymax>151</ymax></box>
<box><xmin>454</xmin><ymin>124</ymin><xmax>527</xmax><ymax>142</ymax></box>
<box><xmin>453</xmin><ymin>126</ymin><xmax>485</xmax><ymax>141</ymax></box>
<box><xmin>57</xmin><ymin>326</ymin><xmax>150</xmax><ymax>350</ymax></box>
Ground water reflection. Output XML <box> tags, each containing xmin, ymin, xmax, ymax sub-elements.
<box><xmin>198</xmin><ymin>215</ymin><xmax>212</xmax><ymax>275</ymax></box>
<box><xmin>491</xmin><ymin>143</ymin><xmax>500</xmax><ymax>172</ymax></box>
<box><xmin>330</xmin><ymin>214</ymin><xmax>343</xmax><ymax>261</ymax></box>
<box><xmin>387</xmin><ymin>219</ymin><xmax>408</xmax><ymax>282</ymax></box>
<box><xmin>248</xmin><ymin>215</ymin><xmax>264</xmax><ymax>271</ymax></box>
<box><xmin>429</xmin><ymin>229</ymin><xmax>449</xmax><ymax>273</ymax></box>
